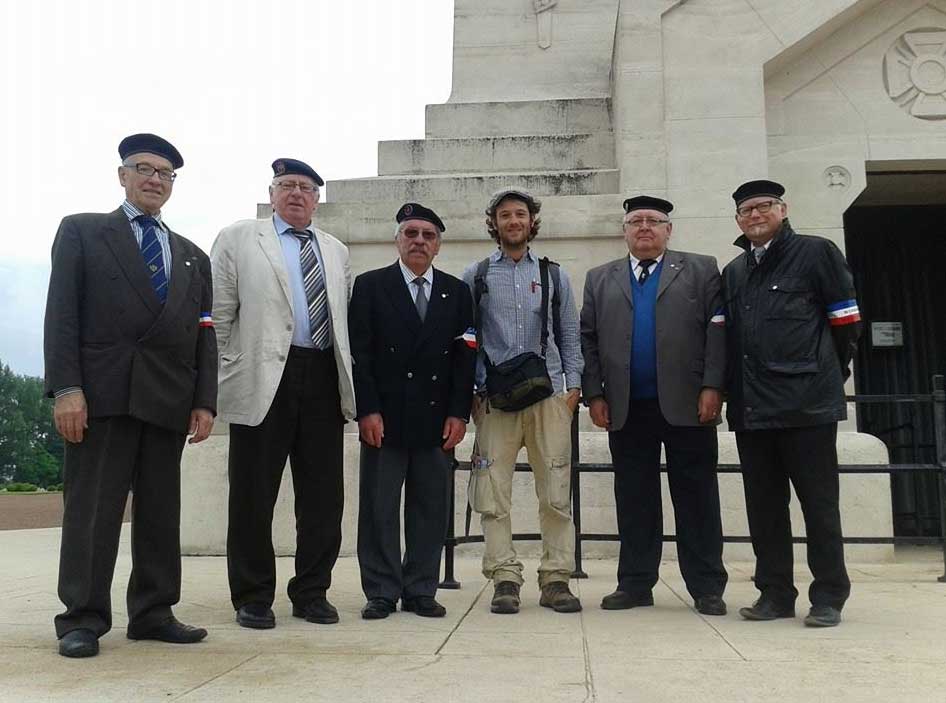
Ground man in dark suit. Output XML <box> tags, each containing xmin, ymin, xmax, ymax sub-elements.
<box><xmin>44</xmin><ymin>134</ymin><xmax>217</xmax><ymax>658</ymax></box>
<box><xmin>580</xmin><ymin>195</ymin><xmax>728</xmax><ymax>615</ymax></box>
<box><xmin>349</xmin><ymin>202</ymin><xmax>476</xmax><ymax>619</ymax></box>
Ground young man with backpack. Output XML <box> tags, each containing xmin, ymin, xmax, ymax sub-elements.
<box><xmin>462</xmin><ymin>188</ymin><xmax>584</xmax><ymax>614</ymax></box>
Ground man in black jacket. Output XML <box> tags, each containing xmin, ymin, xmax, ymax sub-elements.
<box><xmin>44</xmin><ymin>134</ymin><xmax>217</xmax><ymax>657</ymax></box>
<box><xmin>349</xmin><ymin>203</ymin><xmax>476</xmax><ymax>619</ymax></box>
<box><xmin>721</xmin><ymin>180</ymin><xmax>861</xmax><ymax>628</ymax></box>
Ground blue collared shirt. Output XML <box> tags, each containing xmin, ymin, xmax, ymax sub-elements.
<box><xmin>462</xmin><ymin>248</ymin><xmax>583</xmax><ymax>393</ymax></box>
<box><xmin>274</xmin><ymin>213</ymin><xmax>333</xmax><ymax>348</ymax></box>
<box><xmin>122</xmin><ymin>200</ymin><xmax>172</xmax><ymax>277</ymax></box>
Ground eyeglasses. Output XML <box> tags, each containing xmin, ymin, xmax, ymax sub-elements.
<box><xmin>129</xmin><ymin>163</ymin><xmax>176</xmax><ymax>182</ymax></box>
<box><xmin>736</xmin><ymin>200</ymin><xmax>782</xmax><ymax>217</ymax></box>
<box><xmin>625</xmin><ymin>217</ymin><xmax>669</xmax><ymax>229</ymax></box>
<box><xmin>401</xmin><ymin>227</ymin><xmax>439</xmax><ymax>241</ymax></box>
<box><xmin>275</xmin><ymin>181</ymin><xmax>318</xmax><ymax>194</ymax></box>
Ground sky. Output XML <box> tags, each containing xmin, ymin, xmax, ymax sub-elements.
<box><xmin>0</xmin><ymin>0</ymin><xmax>454</xmax><ymax>377</ymax></box>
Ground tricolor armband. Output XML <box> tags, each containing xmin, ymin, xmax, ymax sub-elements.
<box><xmin>826</xmin><ymin>300</ymin><xmax>860</xmax><ymax>326</ymax></box>
<box><xmin>455</xmin><ymin>327</ymin><xmax>477</xmax><ymax>349</ymax></box>
<box><xmin>199</xmin><ymin>312</ymin><xmax>214</xmax><ymax>328</ymax></box>
<box><xmin>710</xmin><ymin>307</ymin><xmax>726</xmax><ymax>326</ymax></box>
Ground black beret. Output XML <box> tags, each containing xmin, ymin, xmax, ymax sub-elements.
<box><xmin>118</xmin><ymin>133</ymin><xmax>183</xmax><ymax>169</ymax></box>
<box><xmin>732</xmin><ymin>179</ymin><xmax>785</xmax><ymax>206</ymax></box>
<box><xmin>396</xmin><ymin>202</ymin><xmax>445</xmax><ymax>232</ymax></box>
<box><xmin>623</xmin><ymin>195</ymin><xmax>673</xmax><ymax>215</ymax></box>
<box><xmin>271</xmin><ymin>158</ymin><xmax>324</xmax><ymax>186</ymax></box>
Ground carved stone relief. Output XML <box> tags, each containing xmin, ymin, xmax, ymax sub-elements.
<box><xmin>883</xmin><ymin>28</ymin><xmax>946</xmax><ymax>120</ymax></box>
<box><xmin>824</xmin><ymin>166</ymin><xmax>852</xmax><ymax>191</ymax></box>
<box><xmin>534</xmin><ymin>0</ymin><xmax>557</xmax><ymax>50</ymax></box>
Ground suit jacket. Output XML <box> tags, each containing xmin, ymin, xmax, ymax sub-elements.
<box><xmin>349</xmin><ymin>261</ymin><xmax>475</xmax><ymax>449</ymax></box>
<box><xmin>43</xmin><ymin>207</ymin><xmax>217</xmax><ymax>434</ymax></box>
<box><xmin>580</xmin><ymin>249</ymin><xmax>725</xmax><ymax>429</ymax></box>
<box><xmin>210</xmin><ymin>218</ymin><xmax>355</xmax><ymax>426</ymax></box>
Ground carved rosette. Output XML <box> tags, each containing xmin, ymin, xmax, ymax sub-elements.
<box><xmin>883</xmin><ymin>28</ymin><xmax>946</xmax><ymax>120</ymax></box>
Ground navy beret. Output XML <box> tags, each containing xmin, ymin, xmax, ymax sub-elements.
<box><xmin>271</xmin><ymin>158</ymin><xmax>324</xmax><ymax>187</ymax></box>
<box><xmin>118</xmin><ymin>133</ymin><xmax>183</xmax><ymax>169</ymax></box>
<box><xmin>623</xmin><ymin>195</ymin><xmax>673</xmax><ymax>215</ymax></box>
<box><xmin>732</xmin><ymin>179</ymin><xmax>785</xmax><ymax>206</ymax></box>
<box><xmin>396</xmin><ymin>202</ymin><xmax>445</xmax><ymax>232</ymax></box>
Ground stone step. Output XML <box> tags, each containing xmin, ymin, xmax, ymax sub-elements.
<box><xmin>425</xmin><ymin>98</ymin><xmax>612</xmax><ymax>138</ymax></box>
<box><xmin>378</xmin><ymin>133</ymin><xmax>615</xmax><ymax>176</ymax></box>
<box><xmin>305</xmin><ymin>194</ymin><xmax>626</xmax><ymax>243</ymax></box>
<box><xmin>326</xmin><ymin>169</ymin><xmax>620</xmax><ymax>203</ymax></box>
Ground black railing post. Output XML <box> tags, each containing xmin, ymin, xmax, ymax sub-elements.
<box><xmin>931</xmin><ymin>374</ymin><xmax>946</xmax><ymax>584</ymax></box>
<box><xmin>571</xmin><ymin>407</ymin><xmax>588</xmax><ymax>579</ymax></box>
<box><xmin>439</xmin><ymin>453</ymin><xmax>461</xmax><ymax>589</ymax></box>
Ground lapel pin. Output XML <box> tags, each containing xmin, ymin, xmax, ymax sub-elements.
<box><xmin>185</xmin><ymin>261</ymin><xmax>192</xmax><ymax>267</ymax></box>
<box><xmin>441</xmin><ymin>292</ymin><xmax>448</xmax><ymax>298</ymax></box>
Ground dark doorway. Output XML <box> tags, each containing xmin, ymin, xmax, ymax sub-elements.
<box><xmin>844</xmin><ymin>191</ymin><xmax>946</xmax><ymax>538</ymax></box>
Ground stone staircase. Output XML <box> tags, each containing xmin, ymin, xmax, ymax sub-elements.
<box><xmin>302</xmin><ymin>98</ymin><xmax>623</xmax><ymax>243</ymax></box>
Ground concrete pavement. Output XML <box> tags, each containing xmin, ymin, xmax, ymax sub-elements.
<box><xmin>1</xmin><ymin>527</ymin><xmax>945</xmax><ymax>702</ymax></box>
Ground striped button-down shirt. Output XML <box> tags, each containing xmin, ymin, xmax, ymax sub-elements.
<box><xmin>122</xmin><ymin>200</ymin><xmax>172</xmax><ymax>277</ymax></box>
<box><xmin>462</xmin><ymin>248</ymin><xmax>583</xmax><ymax>393</ymax></box>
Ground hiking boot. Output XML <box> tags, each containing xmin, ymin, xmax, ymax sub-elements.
<box><xmin>539</xmin><ymin>581</ymin><xmax>582</xmax><ymax>613</ymax></box>
<box><xmin>490</xmin><ymin>581</ymin><xmax>521</xmax><ymax>614</ymax></box>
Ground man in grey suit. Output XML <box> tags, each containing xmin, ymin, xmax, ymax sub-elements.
<box><xmin>580</xmin><ymin>195</ymin><xmax>728</xmax><ymax>615</ymax></box>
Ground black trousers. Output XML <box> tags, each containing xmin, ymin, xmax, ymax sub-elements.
<box><xmin>736</xmin><ymin>423</ymin><xmax>850</xmax><ymax>609</ymax></box>
<box><xmin>608</xmin><ymin>399</ymin><xmax>727</xmax><ymax>599</ymax></box>
<box><xmin>55</xmin><ymin>415</ymin><xmax>186</xmax><ymax>638</ymax></box>
<box><xmin>227</xmin><ymin>346</ymin><xmax>345</xmax><ymax>610</ymax></box>
<box><xmin>357</xmin><ymin>444</ymin><xmax>451</xmax><ymax>602</ymax></box>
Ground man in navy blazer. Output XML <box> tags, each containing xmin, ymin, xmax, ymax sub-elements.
<box><xmin>44</xmin><ymin>133</ymin><xmax>217</xmax><ymax>658</ymax></box>
<box><xmin>349</xmin><ymin>203</ymin><xmax>476</xmax><ymax>619</ymax></box>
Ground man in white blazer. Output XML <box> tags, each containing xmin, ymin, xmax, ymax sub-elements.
<box><xmin>211</xmin><ymin>158</ymin><xmax>355</xmax><ymax>630</ymax></box>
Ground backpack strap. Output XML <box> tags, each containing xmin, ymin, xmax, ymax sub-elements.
<box><xmin>472</xmin><ymin>256</ymin><xmax>492</xmax><ymax>367</ymax></box>
<box><xmin>540</xmin><ymin>257</ymin><xmax>563</xmax><ymax>355</ymax></box>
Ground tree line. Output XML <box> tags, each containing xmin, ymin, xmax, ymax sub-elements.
<box><xmin>0</xmin><ymin>361</ymin><xmax>63</xmax><ymax>488</ymax></box>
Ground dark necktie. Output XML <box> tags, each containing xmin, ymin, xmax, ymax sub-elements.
<box><xmin>290</xmin><ymin>229</ymin><xmax>330</xmax><ymax>349</ymax></box>
<box><xmin>138</xmin><ymin>216</ymin><xmax>168</xmax><ymax>304</ymax></box>
<box><xmin>413</xmin><ymin>277</ymin><xmax>428</xmax><ymax>321</ymax></box>
<box><xmin>638</xmin><ymin>258</ymin><xmax>657</xmax><ymax>284</ymax></box>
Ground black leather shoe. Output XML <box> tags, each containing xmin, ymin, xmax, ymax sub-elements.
<box><xmin>58</xmin><ymin>629</ymin><xmax>99</xmax><ymax>658</ymax></box>
<box><xmin>361</xmin><ymin>598</ymin><xmax>397</xmax><ymax>620</ymax></box>
<box><xmin>402</xmin><ymin>596</ymin><xmax>446</xmax><ymax>618</ymax></box>
<box><xmin>738</xmin><ymin>598</ymin><xmax>795</xmax><ymax>621</ymax></box>
<box><xmin>292</xmin><ymin>597</ymin><xmax>339</xmax><ymax>624</ymax></box>
<box><xmin>804</xmin><ymin>605</ymin><xmax>841</xmax><ymax>628</ymax></box>
<box><xmin>236</xmin><ymin>603</ymin><xmax>275</xmax><ymax>629</ymax></box>
<box><xmin>694</xmin><ymin>595</ymin><xmax>727</xmax><ymax>616</ymax></box>
<box><xmin>600</xmin><ymin>590</ymin><xmax>654</xmax><ymax>610</ymax></box>
<box><xmin>127</xmin><ymin>616</ymin><xmax>208</xmax><ymax>643</ymax></box>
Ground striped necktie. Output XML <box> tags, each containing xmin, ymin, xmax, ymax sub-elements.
<box><xmin>291</xmin><ymin>229</ymin><xmax>331</xmax><ymax>349</ymax></box>
<box><xmin>638</xmin><ymin>258</ymin><xmax>656</xmax><ymax>284</ymax></box>
<box><xmin>138</xmin><ymin>216</ymin><xmax>168</xmax><ymax>304</ymax></box>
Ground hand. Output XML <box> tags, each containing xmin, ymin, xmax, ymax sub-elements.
<box><xmin>565</xmin><ymin>388</ymin><xmax>581</xmax><ymax>413</ymax></box>
<box><xmin>442</xmin><ymin>416</ymin><xmax>467</xmax><ymax>451</ymax></box>
<box><xmin>358</xmin><ymin>413</ymin><xmax>385</xmax><ymax>448</ymax></box>
<box><xmin>588</xmin><ymin>396</ymin><xmax>611</xmax><ymax>430</ymax></box>
<box><xmin>188</xmin><ymin>408</ymin><xmax>215</xmax><ymax>444</ymax></box>
<box><xmin>698</xmin><ymin>388</ymin><xmax>723</xmax><ymax>424</ymax></box>
<box><xmin>54</xmin><ymin>391</ymin><xmax>88</xmax><ymax>444</ymax></box>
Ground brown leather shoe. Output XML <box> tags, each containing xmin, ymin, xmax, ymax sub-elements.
<box><xmin>490</xmin><ymin>581</ymin><xmax>521</xmax><ymax>614</ymax></box>
<box><xmin>539</xmin><ymin>581</ymin><xmax>582</xmax><ymax>613</ymax></box>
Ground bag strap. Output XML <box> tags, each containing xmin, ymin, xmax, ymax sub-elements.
<box><xmin>547</xmin><ymin>258</ymin><xmax>562</xmax><ymax>353</ymax></box>
<box><xmin>472</xmin><ymin>256</ymin><xmax>493</xmax><ymax>368</ymax></box>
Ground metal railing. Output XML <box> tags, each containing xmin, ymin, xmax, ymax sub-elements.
<box><xmin>440</xmin><ymin>374</ymin><xmax>946</xmax><ymax>588</ymax></box>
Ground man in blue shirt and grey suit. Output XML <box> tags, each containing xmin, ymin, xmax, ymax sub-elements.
<box><xmin>580</xmin><ymin>195</ymin><xmax>728</xmax><ymax>616</ymax></box>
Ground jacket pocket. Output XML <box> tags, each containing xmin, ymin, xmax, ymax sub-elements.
<box><xmin>764</xmin><ymin>277</ymin><xmax>814</xmax><ymax>320</ymax></box>
<box><xmin>763</xmin><ymin>360</ymin><xmax>819</xmax><ymax>375</ymax></box>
